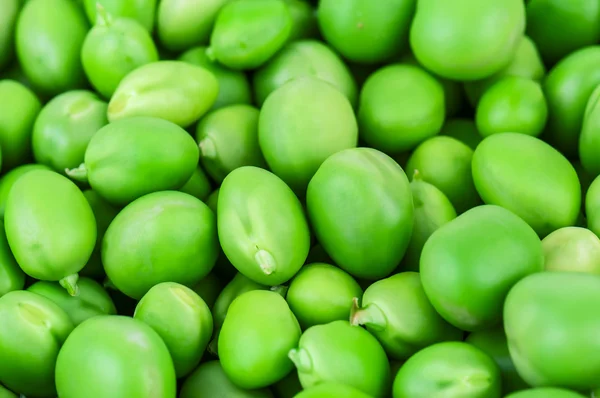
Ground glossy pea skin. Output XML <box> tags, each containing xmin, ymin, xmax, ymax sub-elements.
<box><xmin>55</xmin><ymin>316</ymin><xmax>176</xmax><ymax>398</ymax></box>
<box><xmin>179</xmin><ymin>166</ymin><xmax>212</xmax><ymax>202</ymax></box>
<box><xmin>81</xmin><ymin>13</ymin><xmax>159</xmax><ymax>99</ymax></box>
<box><xmin>505</xmin><ymin>388</ymin><xmax>587</xmax><ymax>398</ymax></box>
<box><xmin>0</xmin><ymin>80</ymin><xmax>41</xmax><ymax>170</ymax></box>
<box><xmin>358</xmin><ymin>64</ymin><xmax>445</xmax><ymax>154</ymax></box>
<box><xmin>0</xmin><ymin>0</ymin><xmax>19</xmax><ymax>72</ymax></box>
<box><xmin>289</xmin><ymin>320</ymin><xmax>391</xmax><ymax>397</ymax></box>
<box><xmin>253</xmin><ymin>40</ymin><xmax>358</xmax><ymax>107</ymax></box>
<box><xmin>16</xmin><ymin>0</ymin><xmax>88</xmax><ymax>96</ymax></box>
<box><xmin>307</xmin><ymin>148</ymin><xmax>413</xmax><ymax>280</ymax></box>
<box><xmin>541</xmin><ymin>227</ymin><xmax>600</xmax><ymax>274</ymax></box>
<box><xmin>392</xmin><ymin>342</ymin><xmax>502</xmax><ymax>398</ymax></box>
<box><xmin>0</xmin><ymin>164</ymin><xmax>51</xmax><ymax>218</ymax></box>
<box><xmin>476</xmin><ymin>77</ymin><xmax>548</xmax><ymax>138</ymax></box>
<box><xmin>134</xmin><ymin>282</ymin><xmax>213</xmax><ymax>378</ymax></box>
<box><xmin>472</xmin><ymin>133</ymin><xmax>581</xmax><ymax>237</ymax></box>
<box><xmin>219</xmin><ymin>290</ymin><xmax>301</xmax><ymax>389</ymax></box>
<box><xmin>218</xmin><ymin>167</ymin><xmax>310</xmax><ymax>286</ymax></box>
<box><xmin>504</xmin><ymin>272</ymin><xmax>600</xmax><ymax>389</ymax></box>
<box><xmin>409</xmin><ymin>0</ymin><xmax>525</xmax><ymax>81</ymax></box>
<box><xmin>579</xmin><ymin>84</ymin><xmax>600</xmax><ymax>178</ymax></box>
<box><xmin>286</xmin><ymin>263</ymin><xmax>362</xmax><ymax>330</ymax></box>
<box><xmin>75</xmin><ymin>116</ymin><xmax>199</xmax><ymax>206</ymax></box>
<box><xmin>32</xmin><ymin>90</ymin><xmax>108</xmax><ymax>174</ymax></box>
<box><xmin>421</xmin><ymin>205</ymin><xmax>543</xmax><ymax>331</ymax></box>
<box><xmin>27</xmin><ymin>277</ymin><xmax>116</xmax><ymax>326</ymax></box>
<box><xmin>317</xmin><ymin>0</ymin><xmax>415</xmax><ymax>64</ymax></box>
<box><xmin>294</xmin><ymin>382</ymin><xmax>373</xmax><ymax>398</ymax></box>
<box><xmin>0</xmin><ymin>290</ymin><xmax>74</xmax><ymax>398</ymax></box>
<box><xmin>103</xmin><ymin>191</ymin><xmax>219</xmax><ymax>300</ymax></box>
<box><xmin>209</xmin><ymin>0</ymin><xmax>293</xmax><ymax>70</ymax></box>
<box><xmin>196</xmin><ymin>104</ymin><xmax>267</xmax><ymax>183</ymax></box>
<box><xmin>83</xmin><ymin>0</ymin><xmax>157</xmax><ymax>32</ymax></box>
<box><xmin>0</xmin><ymin>220</ymin><xmax>24</xmax><ymax>298</ymax></box>
<box><xmin>439</xmin><ymin>118</ymin><xmax>482</xmax><ymax>150</ymax></box>
<box><xmin>108</xmin><ymin>61</ymin><xmax>218</xmax><ymax>128</ymax></box>
<box><xmin>586</xmin><ymin>176</ymin><xmax>600</xmax><ymax>237</ymax></box>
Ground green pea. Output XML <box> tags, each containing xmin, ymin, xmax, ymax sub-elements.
<box><xmin>421</xmin><ymin>205</ymin><xmax>543</xmax><ymax>331</ymax></box>
<box><xmin>103</xmin><ymin>191</ymin><xmax>219</xmax><ymax>300</ymax></box>
<box><xmin>409</xmin><ymin>0</ymin><xmax>525</xmax><ymax>81</ymax></box>
<box><xmin>317</xmin><ymin>0</ymin><xmax>415</xmax><ymax>64</ymax></box>
<box><xmin>505</xmin><ymin>388</ymin><xmax>587</xmax><ymax>398</ymax></box>
<box><xmin>81</xmin><ymin>9</ymin><xmax>159</xmax><ymax>99</ymax></box>
<box><xmin>283</xmin><ymin>0</ymin><xmax>318</xmax><ymax>43</ymax></box>
<box><xmin>157</xmin><ymin>0</ymin><xmax>228</xmax><ymax>52</ymax></box>
<box><xmin>307</xmin><ymin>148</ymin><xmax>413</xmax><ymax>280</ymax></box>
<box><xmin>219</xmin><ymin>290</ymin><xmax>301</xmax><ymax>389</ymax></box>
<box><xmin>196</xmin><ymin>104</ymin><xmax>266</xmax><ymax>183</ymax></box>
<box><xmin>0</xmin><ymin>164</ymin><xmax>51</xmax><ymax>219</ymax></box>
<box><xmin>179</xmin><ymin>166</ymin><xmax>212</xmax><ymax>202</ymax></box>
<box><xmin>541</xmin><ymin>227</ymin><xmax>600</xmax><ymax>274</ymax></box>
<box><xmin>83</xmin><ymin>0</ymin><xmax>157</xmax><ymax>32</ymax></box>
<box><xmin>180</xmin><ymin>360</ymin><xmax>274</xmax><ymax>398</ymax></box>
<box><xmin>472</xmin><ymin>133</ymin><xmax>581</xmax><ymax>237</ymax></box>
<box><xmin>0</xmin><ymin>80</ymin><xmax>41</xmax><ymax>170</ymax></box>
<box><xmin>294</xmin><ymin>383</ymin><xmax>373</xmax><ymax>398</ymax></box>
<box><xmin>15</xmin><ymin>0</ymin><xmax>88</xmax><ymax>96</ymax></box>
<box><xmin>579</xmin><ymin>84</ymin><xmax>600</xmax><ymax>178</ymax></box>
<box><xmin>134</xmin><ymin>282</ymin><xmax>213</xmax><ymax>378</ymax></box>
<box><xmin>466</xmin><ymin>328</ymin><xmax>529</xmax><ymax>393</ymax></box>
<box><xmin>543</xmin><ymin>46</ymin><xmax>600</xmax><ymax>158</ymax></box>
<box><xmin>0</xmin><ymin>290</ymin><xmax>74</xmax><ymax>398</ymax></box>
<box><xmin>67</xmin><ymin>116</ymin><xmax>199</xmax><ymax>206</ymax></box>
<box><xmin>272</xmin><ymin>371</ymin><xmax>302</xmax><ymax>398</ymax></box>
<box><xmin>209</xmin><ymin>0</ymin><xmax>293</xmax><ymax>70</ymax></box>
<box><xmin>504</xmin><ymin>272</ymin><xmax>600</xmax><ymax>389</ymax></box>
<box><xmin>439</xmin><ymin>118</ymin><xmax>482</xmax><ymax>150</ymax></box>
<box><xmin>5</xmin><ymin>170</ymin><xmax>96</xmax><ymax>295</ymax></box>
<box><xmin>191</xmin><ymin>272</ymin><xmax>223</xmax><ymax>309</ymax></box>
<box><xmin>206</xmin><ymin>188</ymin><xmax>219</xmax><ymax>214</ymax></box>
<box><xmin>289</xmin><ymin>320</ymin><xmax>391</xmax><ymax>397</ymax></box>
<box><xmin>0</xmin><ymin>384</ymin><xmax>16</xmax><ymax>398</ymax></box>
<box><xmin>0</xmin><ymin>219</ymin><xmax>23</xmax><ymax>298</ymax></box>
<box><xmin>179</xmin><ymin>46</ymin><xmax>252</xmax><ymax>110</ymax></box>
<box><xmin>392</xmin><ymin>342</ymin><xmax>502</xmax><ymax>398</ymax></box>
<box><xmin>476</xmin><ymin>77</ymin><xmax>548</xmax><ymax>137</ymax></box>
<box><xmin>55</xmin><ymin>316</ymin><xmax>176</xmax><ymax>398</ymax></box>
<box><xmin>27</xmin><ymin>277</ymin><xmax>116</xmax><ymax>326</ymax></box>
<box><xmin>253</xmin><ymin>40</ymin><xmax>357</xmax><ymax>107</ymax></box>
<box><xmin>286</xmin><ymin>263</ymin><xmax>362</xmax><ymax>330</ymax></box>
<box><xmin>32</xmin><ymin>90</ymin><xmax>108</xmax><ymax>174</ymax></box>
<box><xmin>0</xmin><ymin>0</ymin><xmax>19</xmax><ymax>72</ymax></box>
<box><xmin>107</xmin><ymin>61</ymin><xmax>218</xmax><ymax>128</ymax></box>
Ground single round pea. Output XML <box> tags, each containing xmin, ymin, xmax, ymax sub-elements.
<box><xmin>0</xmin><ymin>219</ymin><xmax>23</xmax><ymax>298</ymax></box>
<box><xmin>191</xmin><ymin>272</ymin><xmax>223</xmax><ymax>309</ymax></box>
<box><xmin>283</xmin><ymin>0</ymin><xmax>318</xmax><ymax>43</ymax></box>
<box><xmin>0</xmin><ymin>0</ymin><xmax>19</xmax><ymax>72</ymax></box>
<box><xmin>0</xmin><ymin>164</ymin><xmax>51</xmax><ymax>219</ymax></box>
<box><xmin>179</xmin><ymin>166</ymin><xmax>212</xmax><ymax>202</ymax></box>
<box><xmin>505</xmin><ymin>388</ymin><xmax>587</xmax><ymax>398</ymax></box>
<box><xmin>541</xmin><ymin>227</ymin><xmax>600</xmax><ymax>274</ymax></box>
<box><xmin>294</xmin><ymin>382</ymin><xmax>373</xmax><ymax>398</ymax></box>
<box><xmin>439</xmin><ymin>118</ymin><xmax>482</xmax><ymax>150</ymax></box>
<box><xmin>83</xmin><ymin>0</ymin><xmax>157</xmax><ymax>32</ymax></box>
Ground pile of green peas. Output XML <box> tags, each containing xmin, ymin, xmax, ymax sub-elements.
<box><xmin>1</xmin><ymin>0</ymin><xmax>600</xmax><ymax>397</ymax></box>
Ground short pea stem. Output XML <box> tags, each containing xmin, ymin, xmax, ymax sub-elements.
<box><xmin>255</xmin><ymin>249</ymin><xmax>276</xmax><ymax>275</ymax></box>
<box><xmin>412</xmin><ymin>168</ymin><xmax>422</xmax><ymax>181</ymax></box>
<box><xmin>95</xmin><ymin>2</ymin><xmax>113</xmax><ymax>27</ymax></box>
<box><xmin>59</xmin><ymin>274</ymin><xmax>80</xmax><ymax>297</ymax></box>
<box><xmin>288</xmin><ymin>348</ymin><xmax>312</xmax><ymax>373</ymax></box>
<box><xmin>199</xmin><ymin>137</ymin><xmax>217</xmax><ymax>159</ymax></box>
<box><xmin>349</xmin><ymin>298</ymin><xmax>387</xmax><ymax>331</ymax></box>
<box><xmin>65</xmin><ymin>163</ymin><xmax>89</xmax><ymax>183</ymax></box>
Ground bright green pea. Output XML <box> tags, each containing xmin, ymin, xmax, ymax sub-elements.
<box><xmin>286</xmin><ymin>263</ymin><xmax>362</xmax><ymax>330</ymax></box>
<box><xmin>178</xmin><ymin>46</ymin><xmax>252</xmax><ymax>110</ymax></box>
<box><xmin>504</xmin><ymin>272</ymin><xmax>600</xmax><ymax>389</ymax></box>
<box><xmin>358</xmin><ymin>64</ymin><xmax>445</xmax><ymax>154</ymax></box>
<box><xmin>180</xmin><ymin>360</ymin><xmax>274</xmax><ymax>398</ymax></box>
<box><xmin>541</xmin><ymin>227</ymin><xmax>600</xmax><ymax>274</ymax></box>
<box><xmin>289</xmin><ymin>320</ymin><xmax>391</xmax><ymax>397</ymax></box>
<box><xmin>134</xmin><ymin>282</ymin><xmax>213</xmax><ymax>378</ymax></box>
<box><xmin>392</xmin><ymin>342</ymin><xmax>502</xmax><ymax>398</ymax></box>
<box><xmin>0</xmin><ymin>164</ymin><xmax>51</xmax><ymax>218</ymax></box>
<box><xmin>505</xmin><ymin>388</ymin><xmax>587</xmax><ymax>398</ymax></box>
<box><xmin>55</xmin><ymin>316</ymin><xmax>176</xmax><ymax>398</ymax></box>
<box><xmin>294</xmin><ymin>382</ymin><xmax>373</xmax><ymax>398</ymax></box>
<box><xmin>307</xmin><ymin>148</ymin><xmax>413</xmax><ymax>280</ymax></box>
<box><xmin>579</xmin><ymin>84</ymin><xmax>600</xmax><ymax>178</ymax></box>
<box><xmin>32</xmin><ymin>90</ymin><xmax>108</xmax><ymax>174</ymax></box>
<box><xmin>409</xmin><ymin>0</ymin><xmax>525</xmax><ymax>81</ymax></box>
<box><xmin>191</xmin><ymin>272</ymin><xmax>223</xmax><ymax>309</ymax></box>
<box><xmin>218</xmin><ymin>167</ymin><xmax>310</xmax><ymax>285</ymax></box>
<box><xmin>196</xmin><ymin>104</ymin><xmax>266</xmax><ymax>183</ymax></box>
<box><xmin>283</xmin><ymin>0</ymin><xmax>318</xmax><ymax>43</ymax></box>
<box><xmin>406</xmin><ymin>136</ymin><xmax>480</xmax><ymax>214</ymax></box>
<box><xmin>103</xmin><ymin>191</ymin><xmax>219</xmax><ymax>300</ymax></box>
<box><xmin>107</xmin><ymin>61</ymin><xmax>218</xmax><ymax>127</ymax></box>
<box><xmin>67</xmin><ymin>116</ymin><xmax>199</xmax><ymax>206</ymax></box>
<box><xmin>27</xmin><ymin>277</ymin><xmax>116</xmax><ymax>326</ymax></box>
<box><xmin>421</xmin><ymin>205</ymin><xmax>543</xmax><ymax>331</ymax></box>
<box><xmin>83</xmin><ymin>0</ymin><xmax>157</xmax><ymax>32</ymax></box>
<box><xmin>0</xmin><ymin>290</ymin><xmax>74</xmax><ymax>398</ymax></box>
<box><xmin>81</xmin><ymin>10</ymin><xmax>159</xmax><ymax>99</ymax></box>
<box><xmin>179</xmin><ymin>166</ymin><xmax>212</xmax><ymax>202</ymax></box>
<box><xmin>219</xmin><ymin>290</ymin><xmax>301</xmax><ymax>389</ymax></box>
<box><xmin>5</xmin><ymin>170</ymin><xmax>96</xmax><ymax>295</ymax></box>
<box><xmin>253</xmin><ymin>40</ymin><xmax>357</xmax><ymax>107</ymax></box>
<box><xmin>439</xmin><ymin>118</ymin><xmax>482</xmax><ymax>150</ymax></box>
<box><xmin>317</xmin><ymin>0</ymin><xmax>415</xmax><ymax>64</ymax></box>
<box><xmin>209</xmin><ymin>0</ymin><xmax>293</xmax><ymax>70</ymax></box>
<box><xmin>0</xmin><ymin>219</ymin><xmax>23</xmax><ymax>298</ymax></box>
<box><xmin>0</xmin><ymin>0</ymin><xmax>19</xmax><ymax>72</ymax></box>
<box><xmin>206</xmin><ymin>188</ymin><xmax>219</xmax><ymax>214</ymax></box>
<box><xmin>472</xmin><ymin>133</ymin><xmax>581</xmax><ymax>237</ymax></box>
<box><xmin>15</xmin><ymin>0</ymin><xmax>88</xmax><ymax>96</ymax></box>
<box><xmin>0</xmin><ymin>80</ymin><xmax>41</xmax><ymax>170</ymax></box>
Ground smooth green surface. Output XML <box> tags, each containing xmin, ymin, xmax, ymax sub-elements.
<box><xmin>0</xmin><ymin>219</ymin><xmax>24</xmax><ymax>297</ymax></box>
<box><xmin>83</xmin><ymin>0</ymin><xmax>157</xmax><ymax>32</ymax></box>
<box><xmin>0</xmin><ymin>164</ymin><xmax>51</xmax><ymax>219</ymax></box>
<box><xmin>542</xmin><ymin>227</ymin><xmax>600</xmax><ymax>274</ymax></box>
<box><xmin>294</xmin><ymin>382</ymin><xmax>373</xmax><ymax>398</ymax></box>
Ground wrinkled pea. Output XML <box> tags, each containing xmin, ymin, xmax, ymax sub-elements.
<box><xmin>0</xmin><ymin>219</ymin><xmax>23</xmax><ymax>298</ymax></box>
<box><xmin>0</xmin><ymin>164</ymin><xmax>51</xmax><ymax>218</ymax></box>
<box><xmin>541</xmin><ymin>227</ymin><xmax>600</xmax><ymax>274</ymax></box>
<box><xmin>83</xmin><ymin>0</ymin><xmax>157</xmax><ymax>32</ymax></box>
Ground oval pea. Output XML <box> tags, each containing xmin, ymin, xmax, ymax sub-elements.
<box><xmin>83</xmin><ymin>0</ymin><xmax>157</xmax><ymax>32</ymax></box>
<box><xmin>505</xmin><ymin>388</ymin><xmax>587</xmax><ymax>398</ymax></box>
<box><xmin>472</xmin><ymin>133</ymin><xmax>581</xmax><ymax>237</ymax></box>
<box><xmin>0</xmin><ymin>164</ymin><xmax>51</xmax><ymax>218</ymax></box>
<box><xmin>307</xmin><ymin>148</ymin><xmax>413</xmax><ymax>280</ymax></box>
<box><xmin>15</xmin><ymin>0</ymin><xmax>88</xmax><ymax>96</ymax></box>
<box><xmin>179</xmin><ymin>166</ymin><xmax>212</xmax><ymax>202</ymax></box>
<box><xmin>0</xmin><ymin>220</ymin><xmax>24</xmax><ymax>298</ymax></box>
<box><xmin>259</xmin><ymin>76</ymin><xmax>358</xmax><ymax>194</ymax></box>
<box><xmin>107</xmin><ymin>61</ymin><xmax>218</xmax><ymax>127</ymax></box>
<box><xmin>103</xmin><ymin>191</ymin><xmax>219</xmax><ymax>300</ymax></box>
<box><xmin>439</xmin><ymin>118</ymin><xmax>482</xmax><ymax>150</ymax></box>
<box><xmin>541</xmin><ymin>227</ymin><xmax>600</xmax><ymax>274</ymax></box>
<box><xmin>55</xmin><ymin>316</ymin><xmax>176</xmax><ymax>398</ymax></box>
<box><xmin>0</xmin><ymin>0</ymin><xmax>19</xmax><ymax>72</ymax></box>
<box><xmin>219</xmin><ymin>290</ymin><xmax>301</xmax><ymax>389</ymax></box>
<box><xmin>295</xmin><ymin>383</ymin><xmax>373</xmax><ymax>398</ymax></box>
<box><xmin>67</xmin><ymin>116</ymin><xmax>199</xmax><ymax>206</ymax></box>
<box><xmin>0</xmin><ymin>290</ymin><xmax>74</xmax><ymax>398</ymax></box>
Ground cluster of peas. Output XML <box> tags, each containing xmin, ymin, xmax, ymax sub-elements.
<box><xmin>1</xmin><ymin>0</ymin><xmax>600</xmax><ymax>397</ymax></box>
